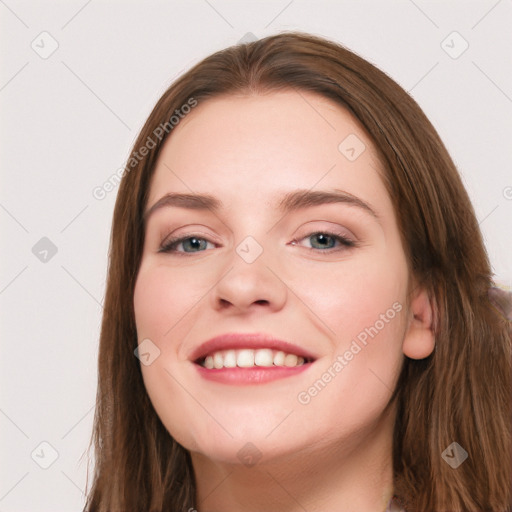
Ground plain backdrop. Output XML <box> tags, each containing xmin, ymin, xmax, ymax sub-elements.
<box><xmin>1</xmin><ymin>1</ymin><xmax>511</xmax><ymax>510</ymax></box>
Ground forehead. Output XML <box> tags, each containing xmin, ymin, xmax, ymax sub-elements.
<box><xmin>147</xmin><ymin>90</ymin><xmax>391</xmax><ymax>218</ymax></box>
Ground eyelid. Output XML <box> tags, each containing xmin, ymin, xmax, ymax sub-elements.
<box><xmin>159</xmin><ymin>225</ymin><xmax>220</xmax><ymax>245</ymax></box>
<box><xmin>161</xmin><ymin>230</ymin><xmax>208</xmax><ymax>245</ymax></box>
<box><xmin>293</xmin><ymin>220</ymin><xmax>356</xmax><ymax>240</ymax></box>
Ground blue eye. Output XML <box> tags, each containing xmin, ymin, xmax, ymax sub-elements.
<box><xmin>159</xmin><ymin>236</ymin><xmax>214</xmax><ymax>254</ymax></box>
<box><xmin>307</xmin><ymin>232</ymin><xmax>352</xmax><ymax>249</ymax></box>
<box><xmin>298</xmin><ymin>232</ymin><xmax>355</xmax><ymax>251</ymax></box>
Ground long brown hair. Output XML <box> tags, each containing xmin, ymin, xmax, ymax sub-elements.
<box><xmin>84</xmin><ymin>32</ymin><xmax>511</xmax><ymax>511</ymax></box>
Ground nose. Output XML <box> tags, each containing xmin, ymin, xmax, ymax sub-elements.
<box><xmin>210</xmin><ymin>242</ymin><xmax>288</xmax><ymax>314</ymax></box>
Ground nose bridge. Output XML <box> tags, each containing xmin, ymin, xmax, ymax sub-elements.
<box><xmin>211</xmin><ymin>233</ymin><xmax>288</xmax><ymax>312</ymax></box>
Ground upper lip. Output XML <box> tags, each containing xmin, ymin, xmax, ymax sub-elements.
<box><xmin>190</xmin><ymin>332</ymin><xmax>318</xmax><ymax>363</ymax></box>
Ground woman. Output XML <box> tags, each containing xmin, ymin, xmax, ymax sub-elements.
<box><xmin>84</xmin><ymin>32</ymin><xmax>511</xmax><ymax>511</ymax></box>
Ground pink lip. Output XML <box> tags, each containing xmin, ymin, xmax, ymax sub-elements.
<box><xmin>195</xmin><ymin>364</ymin><xmax>312</xmax><ymax>385</ymax></box>
<box><xmin>189</xmin><ymin>332</ymin><xmax>317</xmax><ymax>363</ymax></box>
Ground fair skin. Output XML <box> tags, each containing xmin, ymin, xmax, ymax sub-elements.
<box><xmin>133</xmin><ymin>90</ymin><xmax>435</xmax><ymax>512</ymax></box>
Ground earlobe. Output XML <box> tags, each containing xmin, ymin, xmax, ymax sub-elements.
<box><xmin>402</xmin><ymin>287</ymin><xmax>436</xmax><ymax>360</ymax></box>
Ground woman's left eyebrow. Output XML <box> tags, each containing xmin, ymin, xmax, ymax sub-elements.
<box><xmin>143</xmin><ymin>189</ymin><xmax>381</xmax><ymax>225</ymax></box>
<box><xmin>277</xmin><ymin>189</ymin><xmax>381</xmax><ymax>224</ymax></box>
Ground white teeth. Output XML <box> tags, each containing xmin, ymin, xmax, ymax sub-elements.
<box><xmin>254</xmin><ymin>348</ymin><xmax>273</xmax><ymax>367</ymax></box>
<box><xmin>213</xmin><ymin>352</ymin><xmax>224</xmax><ymax>369</ymax></box>
<box><xmin>273</xmin><ymin>351</ymin><xmax>285</xmax><ymax>366</ymax></box>
<box><xmin>223</xmin><ymin>349</ymin><xmax>237</xmax><ymax>368</ymax></box>
<box><xmin>200</xmin><ymin>348</ymin><xmax>309</xmax><ymax>369</ymax></box>
<box><xmin>237</xmin><ymin>349</ymin><xmax>255</xmax><ymax>367</ymax></box>
<box><xmin>284</xmin><ymin>354</ymin><xmax>298</xmax><ymax>367</ymax></box>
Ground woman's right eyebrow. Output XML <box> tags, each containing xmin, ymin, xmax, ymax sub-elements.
<box><xmin>143</xmin><ymin>193</ymin><xmax>221</xmax><ymax>225</ymax></box>
<box><xmin>143</xmin><ymin>189</ymin><xmax>381</xmax><ymax>226</ymax></box>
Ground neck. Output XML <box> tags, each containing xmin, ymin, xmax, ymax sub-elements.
<box><xmin>191</xmin><ymin>404</ymin><xmax>395</xmax><ymax>512</ymax></box>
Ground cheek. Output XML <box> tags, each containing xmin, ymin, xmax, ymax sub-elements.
<box><xmin>133</xmin><ymin>262</ymin><xmax>208</xmax><ymax>344</ymax></box>
<box><xmin>285</xmin><ymin>248</ymin><xmax>408</xmax><ymax>342</ymax></box>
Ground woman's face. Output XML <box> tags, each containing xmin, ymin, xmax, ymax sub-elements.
<box><xmin>133</xmin><ymin>90</ymin><xmax>431</xmax><ymax>465</ymax></box>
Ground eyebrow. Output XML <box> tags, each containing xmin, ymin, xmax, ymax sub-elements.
<box><xmin>143</xmin><ymin>189</ymin><xmax>381</xmax><ymax>224</ymax></box>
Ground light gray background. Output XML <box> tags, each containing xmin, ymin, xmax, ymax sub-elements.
<box><xmin>1</xmin><ymin>1</ymin><xmax>511</xmax><ymax>510</ymax></box>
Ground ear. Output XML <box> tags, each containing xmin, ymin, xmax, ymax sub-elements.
<box><xmin>402</xmin><ymin>286</ymin><xmax>436</xmax><ymax>360</ymax></box>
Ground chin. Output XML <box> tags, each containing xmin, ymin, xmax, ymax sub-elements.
<box><xmin>173</xmin><ymin>414</ymin><xmax>305</xmax><ymax>465</ymax></box>
<box><xmin>187</xmin><ymin>435</ymin><xmax>301</xmax><ymax>468</ymax></box>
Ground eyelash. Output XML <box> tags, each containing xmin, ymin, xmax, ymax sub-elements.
<box><xmin>158</xmin><ymin>231</ymin><xmax>357</xmax><ymax>255</ymax></box>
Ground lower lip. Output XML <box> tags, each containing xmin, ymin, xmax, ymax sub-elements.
<box><xmin>195</xmin><ymin>363</ymin><xmax>312</xmax><ymax>384</ymax></box>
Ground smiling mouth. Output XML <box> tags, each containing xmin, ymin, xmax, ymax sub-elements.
<box><xmin>196</xmin><ymin>348</ymin><xmax>315</xmax><ymax>369</ymax></box>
